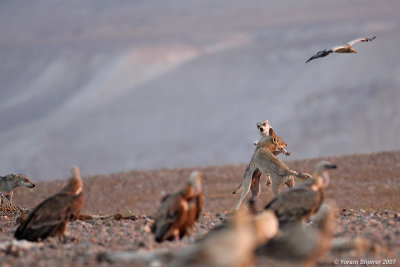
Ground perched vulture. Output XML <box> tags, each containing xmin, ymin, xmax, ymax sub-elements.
<box><xmin>151</xmin><ymin>171</ymin><xmax>203</xmax><ymax>242</ymax></box>
<box><xmin>14</xmin><ymin>166</ymin><xmax>84</xmax><ymax>242</ymax></box>
<box><xmin>256</xmin><ymin>204</ymin><xmax>334</xmax><ymax>266</ymax></box>
<box><xmin>170</xmin><ymin>206</ymin><xmax>279</xmax><ymax>267</ymax></box>
<box><xmin>264</xmin><ymin>161</ymin><xmax>337</xmax><ymax>226</ymax></box>
<box><xmin>306</xmin><ymin>36</ymin><xmax>376</xmax><ymax>63</ymax></box>
<box><xmin>99</xmin><ymin>204</ymin><xmax>278</xmax><ymax>267</ymax></box>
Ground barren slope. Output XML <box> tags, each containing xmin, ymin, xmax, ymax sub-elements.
<box><xmin>0</xmin><ymin>151</ymin><xmax>399</xmax><ymax>266</ymax></box>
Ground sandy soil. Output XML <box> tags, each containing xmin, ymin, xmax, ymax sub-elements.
<box><xmin>1</xmin><ymin>151</ymin><xmax>400</xmax><ymax>266</ymax></box>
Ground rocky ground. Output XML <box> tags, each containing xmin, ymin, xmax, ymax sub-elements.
<box><xmin>1</xmin><ymin>151</ymin><xmax>400</xmax><ymax>266</ymax></box>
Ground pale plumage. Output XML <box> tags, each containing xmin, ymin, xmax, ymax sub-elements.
<box><xmin>170</xmin><ymin>206</ymin><xmax>278</xmax><ymax>267</ymax></box>
<box><xmin>256</xmin><ymin>204</ymin><xmax>334</xmax><ymax>266</ymax></box>
<box><xmin>14</xmin><ymin>167</ymin><xmax>83</xmax><ymax>242</ymax></box>
<box><xmin>306</xmin><ymin>36</ymin><xmax>376</xmax><ymax>63</ymax></box>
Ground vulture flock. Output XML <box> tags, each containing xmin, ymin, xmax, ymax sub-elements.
<box><xmin>0</xmin><ymin>36</ymin><xmax>379</xmax><ymax>266</ymax></box>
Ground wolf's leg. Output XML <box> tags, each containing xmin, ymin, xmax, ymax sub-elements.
<box><xmin>271</xmin><ymin>177</ymin><xmax>283</xmax><ymax>196</ymax></box>
<box><xmin>266</xmin><ymin>174</ymin><xmax>272</xmax><ymax>187</ymax></box>
<box><xmin>5</xmin><ymin>191</ymin><xmax>13</xmax><ymax>202</ymax></box>
<box><xmin>236</xmin><ymin>164</ymin><xmax>256</xmax><ymax>209</ymax></box>
<box><xmin>285</xmin><ymin>176</ymin><xmax>295</xmax><ymax>189</ymax></box>
<box><xmin>232</xmin><ymin>182</ymin><xmax>242</xmax><ymax>194</ymax></box>
<box><xmin>246</xmin><ymin>169</ymin><xmax>262</xmax><ymax>204</ymax></box>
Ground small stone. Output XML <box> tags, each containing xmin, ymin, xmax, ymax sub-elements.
<box><xmin>383</xmin><ymin>234</ymin><xmax>391</xmax><ymax>241</ymax></box>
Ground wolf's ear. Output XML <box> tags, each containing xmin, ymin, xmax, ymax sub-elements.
<box><xmin>269</xmin><ymin>128</ymin><xmax>276</xmax><ymax>136</ymax></box>
<box><xmin>272</xmin><ymin>137</ymin><xmax>278</xmax><ymax>144</ymax></box>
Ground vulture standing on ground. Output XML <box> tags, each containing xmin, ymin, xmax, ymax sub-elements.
<box><xmin>256</xmin><ymin>204</ymin><xmax>335</xmax><ymax>266</ymax></box>
<box><xmin>14</xmin><ymin>166</ymin><xmax>84</xmax><ymax>242</ymax></box>
<box><xmin>306</xmin><ymin>36</ymin><xmax>376</xmax><ymax>63</ymax></box>
<box><xmin>264</xmin><ymin>161</ymin><xmax>337</xmax><ymax>227</ymax></box>
<box><xmin>170</xmin><ymin>204</ymin><xmax>279</xmax><ymax>267</ymax></box>
<box><xmin>151</xmin><ymin>171</ymin><xmax>204</xmax><ymax>242</ymax></box>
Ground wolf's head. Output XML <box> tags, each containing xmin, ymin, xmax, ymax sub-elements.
<box><xmin>6</xmin><ymin>174</ymin><xmax>35</xmax><ymax>189</ymax></box>
<box><xmin>256</xmin><ymin>120</ymin><xmax>271</xmax><ymax>136</ymax></box>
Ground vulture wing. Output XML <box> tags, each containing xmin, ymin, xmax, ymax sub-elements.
<box><xmin>15</xmin><ymin>192</ymin><xmax>83</xmax><ymax>241</ymax></box>
<box><xmin>265</xmin><ymin>187</ymin><xmax>322</xmax><ymax>225</ymax></box>
<box><xmin>346</xmin><ymin>36</ymin><xmax>376</xmax><ymax>46</ymax></box>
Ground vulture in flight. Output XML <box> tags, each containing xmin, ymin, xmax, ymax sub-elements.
<box><xmin>264</xmin><ymin>161</ymin><xmax>337</xmax><ymax>227</ymax></box>
<box><xmin>14</xmin><ymin>166</ymin><xmax>84</xmax><ymax>242</ymax></box>
<box><xmin>306</xmin><ymin>36</ymin><xmax>376</xmax><ymax>63</ymax></box>
<box><xmin>151</xmin><ymin>171</ymin><xmax>204</xmax><ymax>242</ymax></box>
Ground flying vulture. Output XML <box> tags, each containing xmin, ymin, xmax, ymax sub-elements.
<box><xmin>306</xmin><ymin>36</ymin><xmax>376</xmax><ymax>63</ymax></box>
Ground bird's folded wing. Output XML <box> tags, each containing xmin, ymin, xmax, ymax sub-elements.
<box><xmin>23</xmin><ymin>193</ymin><xmax>82</xmax><ymax>229</ymax></box>
<box><xmin>265</xmin><ymin>188</ymin><xmax>320</xmax><ymax>222</ymax></box>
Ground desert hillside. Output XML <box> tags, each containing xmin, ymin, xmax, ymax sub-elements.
<box><xmin>11</xmin><ymin>151</ymin><xmax>400</xmax><ymax>214</ymax></box>
<box><xmin>1</xmin><ymin>0</ymin><xmax>400</xmax><ymax>180</ymax></box>
<box><xmin>1</xmin><ymin>151</ymin><xmax>399</xmax><ymax>266</ymax></box>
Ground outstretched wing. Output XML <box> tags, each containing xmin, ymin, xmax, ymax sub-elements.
<box><xmin>306</xmin><ymin>49</ymin><xmax>334</xmax><ymax>63</ymax></box>
<box><xmin>265</xmin><ymin>187</ymin><xmax>321</xmax><ymax>225</ymax></box>
<box><xmin>346</xmin><ymin>36</ymin><xmax>376</xmax><ymax>46</ymax></box>
<box><xmin>15</xmin><ymin>193</ymin><xmax>83</xmax><ymax>241</ymax></box>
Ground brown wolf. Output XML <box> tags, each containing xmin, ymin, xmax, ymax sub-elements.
<box><xmin>235</xmin><ymin>136</ymin><xmax>311</xmax><ymax>209</ymax></box>
<box><xmin>232</xmin><ymin>120</ymin><xmax>291</xmax><ymax>197</ymax></box>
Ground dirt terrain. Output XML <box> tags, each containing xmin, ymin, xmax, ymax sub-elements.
<box><xmin>1</xmin><ymin>151</ymin><xmax>400</xmax><ymax>266</ymax></box>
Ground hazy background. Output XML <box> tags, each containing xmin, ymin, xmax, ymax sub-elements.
<box><xmin>1</xmin><ymin>0</ymin><xmax>399</xmax><ymax>180</ymax></box>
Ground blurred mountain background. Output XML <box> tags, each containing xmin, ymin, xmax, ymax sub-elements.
<box><xmin>1</xmin><ymin>0</ymin><xmax>399</xmax><ymax>180</ymax></box>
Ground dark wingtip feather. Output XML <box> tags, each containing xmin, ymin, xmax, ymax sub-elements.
<box><xmin>14</xmin><ymin>223</ymin><xmax>55</xmax><ymax>242</ymax></box>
